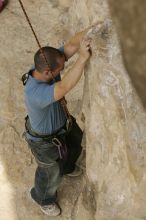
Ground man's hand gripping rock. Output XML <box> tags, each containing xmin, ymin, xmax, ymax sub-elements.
<box><xmin>78</xmin><ymin>38</ymin><xmax>92</xmax><ymax>63</ymax></box>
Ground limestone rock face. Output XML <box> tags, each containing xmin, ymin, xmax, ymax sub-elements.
<box><xmin>65</xmin><ymin>0</ymin><xmax>146</xmax><ymax>219</ymax></box>
<box><xmin>0</xmin><ymin>0</ymin><xmax>146</xmax><ymax>220</ymax></box>
<box><xmin>108</xmin><ymin>0</ymin><xmax>146</xmax><ymax>109</ymax></box>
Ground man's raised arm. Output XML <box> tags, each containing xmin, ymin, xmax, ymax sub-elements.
<box><xmin>64</xmin><ymin>21</ymin><xmax>103</xmax><ymax>59</ymax></box>
<box><xmin>54</xmin><ymin>38</ymin><xmax>91</xmax><ymax>101</ymax></box>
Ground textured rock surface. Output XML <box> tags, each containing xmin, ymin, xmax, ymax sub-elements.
<box><xmin>70</xmin><ymin>1</ymin><xmax>146</xmax><ymax>220</ymax></box>
<box><xmin>108</xmin><ymin>0</ymin><xmax>146</xmax><ymax>109</ymax></box>
<box><xmin>0</xmin><ymin>0</ymin><xmax>146</xmax><ymax>220</ymax></box>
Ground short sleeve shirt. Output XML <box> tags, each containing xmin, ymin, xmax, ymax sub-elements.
<box><xmin>24</xmin><ymin>47</ymin><xmax>66</xmax><ymax>139</ymax></box>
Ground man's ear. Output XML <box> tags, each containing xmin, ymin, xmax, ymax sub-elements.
<box><xmin>43</xmin><ymin>69</ymin><xmax>51</xmax><ymax>77</ymax></box>
<box><xmin>44</xmin><ymin>69</ymin><xmax>54</xmax><ymax>80</ymax></box>
<box><xmin>43</xmin><ymin>70</ymin><xmax>49</xmax><ymax>76</ymax></box>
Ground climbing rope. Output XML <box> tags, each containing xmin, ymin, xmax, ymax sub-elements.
<box><xmin>18</xmin><ymin>0</ymin><xmax>72</xmax><ymax>124</ymax></box>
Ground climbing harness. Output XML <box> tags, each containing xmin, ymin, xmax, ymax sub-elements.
<box><xmin>24</xmin><ymin>115</ymin><xmax>69</xmax><ymax>138</ymax></box>
<box><xmin>18</xmin><ymin>0</ymin><xmax>72</xmax><ymax>128</ymax></box>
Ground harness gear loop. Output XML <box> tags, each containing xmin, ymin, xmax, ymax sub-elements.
<box><xmin>52</xmin><ymin>138</ymin><xmax>63</xmax><ymax>159</ymax></box>
<box><xmin>52</xmin><ymin>137</ymin><xmax>68</xmax><ymax>160</ymax></box>
<box><xmin>18</xmin><ymin>0</ymin><xmax>72</xmax><ymax>125</ymax></box>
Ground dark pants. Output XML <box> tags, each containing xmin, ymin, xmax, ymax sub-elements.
<box><xmin>25</xmin><ymin>118</ymin><xmax>83</xmax><ymax>206</ymax></box>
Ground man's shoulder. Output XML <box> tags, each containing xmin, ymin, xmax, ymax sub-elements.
<box><xmin>25</xmin><ymin>75</ymin><xmax>38</xmax><ymax>96</ymax></box>
<box><xmin>25</xmin><ymin>78</ymin><xmax>54</xmax><ymax>97</ymax></box>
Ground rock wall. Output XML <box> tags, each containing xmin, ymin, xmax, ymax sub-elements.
<box><xmin>0</xmin><ymin>0</ymin><xmax>146</xmax><ymax>220</ymax></box>
<box><xmin>108</xmin><ymin>0</ymin><xmax>146</xmax><ymax>109</ymax></box>
<box><xmin>66</xmin><ymin>1</ymin><xmax>146</xmax><ymax>219</ymax></box>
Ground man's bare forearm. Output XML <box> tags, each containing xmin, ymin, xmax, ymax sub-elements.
<box><xmin>54</xmin><ymin>38</ymin><xmax>91</xmax><ymax>101</ymax></box>
<box><xmin>64</xmin><ymin>26</ymin><xmax>92</xmax><ymax>58</ymax></box>
<box><xmin>61</xmin><ymin>56</ymin><xmax>87</xmax><ymax>92</ymax></box>
<box><xmin>54</xmin><ymin>56</ymin><xmax>87</xmax><ymax>100</ymax></box>
<box><xmin>68</xmin><ymin>27</ymin><xmax>91</xmax><ymax>48</ymax></box>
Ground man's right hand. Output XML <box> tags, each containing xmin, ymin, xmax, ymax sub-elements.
<box><xmin>78</xmin><ymin>38</ymin><xmax>92</xmax><ymax>62</ymax></box>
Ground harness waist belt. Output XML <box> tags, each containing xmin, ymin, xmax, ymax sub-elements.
<box><xmin>25</xmin><ymin>116</ymin><xmax>67</xmax><ymax>139</ymax></box>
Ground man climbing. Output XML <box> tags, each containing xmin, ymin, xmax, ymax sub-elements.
<box><xmin>23</xmin><ymin>24</ymin><xmax>100</xmax><ymax>216</ymax></box>
<box><xmin>0</xmin><ymin>0</ymin><xmax>8</xmax><ymax>12</ymax></box>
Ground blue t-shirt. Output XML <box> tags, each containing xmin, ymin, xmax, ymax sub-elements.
<box><xmin>24</xmin><ymin>47</ymin><xmax>66</xmax><ymax>139</ymax></box>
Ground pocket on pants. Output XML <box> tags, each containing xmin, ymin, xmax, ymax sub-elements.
<box><xmin>27</xmin><ymin>140</ymin><xmax>60</xmax><ymax>165</ymax></box>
